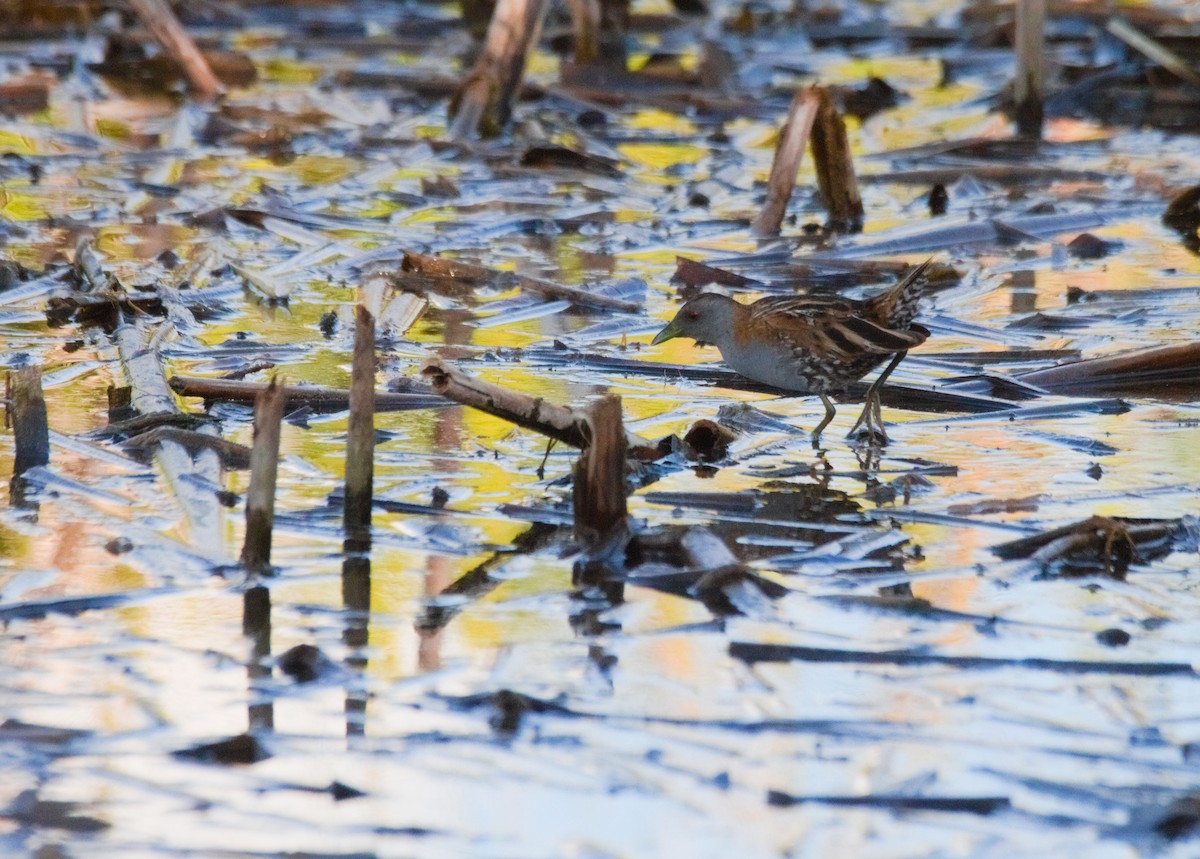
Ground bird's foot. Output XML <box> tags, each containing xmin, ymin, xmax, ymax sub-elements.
<box><xmin>846</xmin><ymin>398</ymin><xmax>889</xmax><ymax>445</ymax></box>
<box><xmin>848</xmin><ymin>424</ymin><xmax>889</xmax><ymax>446</ymax></box>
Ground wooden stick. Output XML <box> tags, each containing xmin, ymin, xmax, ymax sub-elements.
<box><xmin>1105</xmin><ymin>17</ymin><xmax>1200</xmax><ymax>90</ymax></box>
<box><xmin>566</xmin><ymin>0</ymin><xmax>601</xmax><ymax>63</ymax></box>
<box><xmin>573</xmin><ymin>395</ymin><xmax>627</xmax><ymax>546</ymax></box>
<box><xmin>343</xmin><ymin>306</ymin><xmax>376</xmax><ymax>541</ymax></box>
<box><xmin>169</xmin><ymin>375</ymin><xmax>447</xmax><ymax>411</ymax></box>
<box><xmin>751</xmin><ymin>89</ymin><xmax>820</xmax><ymax>238</ymax></box>
<box><xmin>597</xmin><ymin>0</ymin><xmax>629</xmax><ymax>66</ymax></box>
<box><xmin>810</xmin><ymin>86</ymin><xmax>864</xmax><ymax>231</ymax></box>
<box><xmin>421</xmin><ymin>358</ymin><xmax>661</xmax><ymax>457</ymax></box>
<box><xmin>240</xmin><ymin>377</ymin><xmax>286</xmax><ymax>574</ymax></box>
<box><xmin>9</xmin><ymin>367</ymin><xmax>49</xmax><ymax>480</ymax></box>
<box><xmin>117</xmin><ymin>323</ymin><xmax>224</xmax><ymax>547</ymax></box>
<box><xmin>122</xmin><ymin>427</ymin><xmax>251</xmax><ymax>470</ymax></box>
<box><xmin>450</xmin><ymin>0</ymin><xmax>549</xmax><ymax>138</ymax></box>
<box><xmin>1013</xmin><ymin>0</ymin><xmax>1045</xmax><ymax>138</ymax></box>
<box><xmin>517</xmin><ymin>274</ymin><xmax>641</xmax><ymax>312</ymax></box>
<box><xmin>128</xmin><ymin>0</ymin><xmax>224</xmax><ymax>101</ymax></box>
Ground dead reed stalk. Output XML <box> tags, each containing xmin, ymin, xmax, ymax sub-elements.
<box><xmin>343</xmin><ymin>306</ymin><xmax>376</xmax><ymax>541</ymax></box>
<box><xmin>240</xmin><ymin>377</ymin><xmax>287</xmax><ymax>574</ymax></box>
<box><xmin>752</xmin><ymin>88</ymin><xmax>820</xmax><ymax>237</ymax></box>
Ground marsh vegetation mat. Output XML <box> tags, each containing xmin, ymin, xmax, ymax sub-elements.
<box><xmin>3</xmin><ymin>0</ymin><xmax>1200</xmax><ymax>856</ymax></box>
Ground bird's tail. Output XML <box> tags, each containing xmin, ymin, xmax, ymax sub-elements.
<box><xmin>866</xmin><ymin>258</ymin><xmax>934</xmax><ymax>329</ymax></box>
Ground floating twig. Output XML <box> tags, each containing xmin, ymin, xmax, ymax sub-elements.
<box><xmin>991</xmin><ymin>515</ymin><xmax>1180</xmax><ymax>578</ymax></box>
<box><xmin>122</xmin><ymin>427</ymin><xmax>251</xmax><ymax>470</ymax></box>
<box><xmin>420</xmin><ymin>358</ymin><xmax>662</xmax><ymax>457</ymax></box>
<box><xmin>168</xmin><ymin>375</ymin><xmax>446</xmax><ymax>411</ymax></box>
<box><xmin>767</xmin><ymin>791</ymin><xmax>1010</xmax><ymax>815</ymax></box>
<box><xmin>729</xmin><ymin>641</ymin><xmax>1195</xmax><ymax>675</ymax></box>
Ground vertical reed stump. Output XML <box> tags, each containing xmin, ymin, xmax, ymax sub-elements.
<box><xmin>1014</xmin><ymin>0</ymin><xmax>1045</xmax><ymax>139</ymax></box>
<box><xmin>810</xmin><ymin>87</ymin><xmax>864</xmax><ymax>232</ymax></box>
<box><xmin>128</xmin><ymin>0</ymin><xmax>223</xmax><ymax>101</ymax></box>
<box><xmin>752</xmin><ymin>88</ymin><xmax>820</xmax><ymax>238</ymax></box>
<box><xmin>572</xmin><ymin>395</ymin><xmax>627</xmax><ymax>547</ymax></box>
<box><xmin>8</xmin><ymin>366</ymin><xmax>49</xmax><ymax>481</ymax></box>
<box><xmin>450</xmin><ymin>0</ymin><xmax>549</xmax><ymax>138</ymax></box>
<box><xmin>566</xmin><ymin>0</ymin><xmax>601</xmax><ymax>64</ymax></box>
<box><xmin>598</xmin><ymin>0</ymin><xmax>628</xmax><ymax>66</ymax></box>
<box><xmin>343</xmin><ymin>305</ymin><xmax>376</xmax><ymax>545</ymax></box>
<box><xmin>240</xmin><ymin>377</ymin><xmax>286</xmax><ymax>574</ymax></box>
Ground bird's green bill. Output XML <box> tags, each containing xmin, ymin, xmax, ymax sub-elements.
<box><xmin>651</xmin><ymin>319</ymin><xmax>681</xmax><ymax>346</ymax></box>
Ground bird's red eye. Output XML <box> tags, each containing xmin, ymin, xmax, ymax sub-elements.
<box><xmin>686</xmin><ymin>311</ymin><xmax>699</xmax><ymax>320</ymax></box>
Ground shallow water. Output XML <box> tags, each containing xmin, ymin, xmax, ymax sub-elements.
<box><xmin>3</xmin><ymin>1</ymin><xmax>1200</xmax><ymax>856</ymax></box>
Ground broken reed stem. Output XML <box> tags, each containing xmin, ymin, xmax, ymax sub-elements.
<box><xmin>597</xmin><ymin>0</ymin><xmax>628</xmax><ymax>66</ymax></box>
<box><xmin>9</xmin><ymin>366</ymin><xmax>49</xmax><ymax>480</ymax></box>
<box><xmin>421</xmin><ymin>358</ymin><xmax>660</xmax><ymax>457</ymax></box>
<box><xmin>1105</xmin><ymin>17</ymin><xmax>1200</xmax><ymax>91</ymax></box>
<box><xmin>449</xmin><ymin>0</ymin><xmax>549</xmax><ymax>138</ymax></box>
<box><xmin>810</xmin><ymin>86</ymin><xmax>864</xmax><ymax>232</ymax></box>
<box><xmin>168</xmin><ymin>375</ymin><xmax>446</xmax><ymax>411</ymax></box>
<box><xmin>128</xmin><ymin>0</ymin><xmax>223</xmax><ymax>101</ymax></box>
<box><xmin>565</xmin><ymin>0</ymin><xmax>601</xmax><ymax>63</ymax></box>
<box><xmin>240</xmin><ymin>377</ymin><xmax>287</xmax><ymax>574</ymax></box>
<box><xmin>344</xmin><ymin>305</ymin><xmax>376</xmax><ymax>541</ymax></box>
<box><xmin>751</xmin><ymin>88</ymin><xmax>820</xmax><ymax>238</ymax></box>
<box><xmin>573</xmin><ymin>395</ymin><xmax>627</xmax><ymax>546</ymax></box>
<box><xmin>1017</xmin><ymin>342</ymin><xmax>1200</xmax><ymax>392</ymax></box>
<box><xmin>1013</xmin><ymin>0</ymin><xmax>1045</xmax><ymax>139</ymax></box>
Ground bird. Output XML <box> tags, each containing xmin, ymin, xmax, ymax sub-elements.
<box><xmin>650</xmin><ymin>259</ymin><xmax>934</xmax><ymax>445</ymax></box>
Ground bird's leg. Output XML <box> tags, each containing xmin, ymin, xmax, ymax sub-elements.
<box><xmin>846</xmin><ymin>350</ymin><xmax>907</xmax><ymax>444</ymax></box>
<box><xmin>811</xmin><ymin>392</ymin><xmax>837</xmax><ymax>447</ymax></box>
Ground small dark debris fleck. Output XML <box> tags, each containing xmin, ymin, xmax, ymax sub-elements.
<box><xmin>105</xmin><ymin>536</ymin><xmax>134</xmax><ymax>555</ymax></box>
<box><xmin>1086</xmin><ymin>462</ymin><xmax>1103</xmax><ymax>480</ymax></box>
<box><xmin>1066</xmin><ymin>285</ymin><xmax>1099</xmax><ymax>304</ymax></box>
<box><xmin>329</xmin><ymin>781</ymin><xmax>367</xmax><ymax>801</ymax></box>
<box><xmin>577</xmin><ymin>109</ymin><xmax>607</xmax><ymax>128</ymax></box>
<box><xmin>431</xmin><ymin>486</ymin><xmax>450</xmax><ymax>509</ymax></box>
<box><xmin>928</xmin><ymin>183</ymin><xmax>948</xmax><ymax>216</ymax></box>
<box><xmin>1156</xmin><ymin>796</ymin><xmax>1200</xmax><ymax>840</ymax></box>
<box><xmin>279</xmin><ymin>643</ymin><xmax>334</xmax><ymax>683</ymax></box>
<box><xmin>1096</xmin><ymin>628</ymin><xmax>1131</xmax><ymax>647</ymax></box>
<box><xmin>319</xmin><ymin>311</ymin><xmax>338</xmax><ymax>338</ymax></box>
<box><xmin>173</xmin><ymin>733</ymin><xmax>269</xmax><ymax>765</ymax></box>
<box><xmin>1067</xmin><ymin>233</ymin><xmax>1114</xmax><ymax>259</ymax></box>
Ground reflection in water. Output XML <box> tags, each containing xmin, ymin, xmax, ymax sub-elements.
<box><xmin>242</xmin><ymin>583</ymin><xmax>273</xmax><ymax>732</ymax></box>
<box><xmin>342</xmin><ymin>551</ymin><xmax>370</xmax><ymax>739</ymax></box>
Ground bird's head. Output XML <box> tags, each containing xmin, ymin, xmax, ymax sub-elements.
<box><xmin>650</xmin><ymin>293</ymin><xmax>737</xmax><ymax>349</ymax></box>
